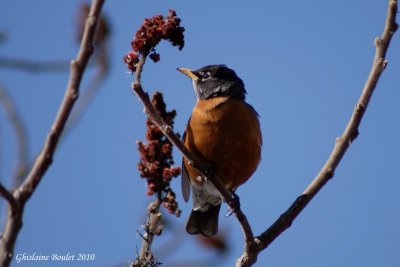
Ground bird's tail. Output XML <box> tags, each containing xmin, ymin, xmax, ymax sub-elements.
<box><xmin>185</xmin><ymin>204</ymin><xmax>221</xmax><ymax>237</ymax></box>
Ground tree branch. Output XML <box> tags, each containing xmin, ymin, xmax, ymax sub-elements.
<box><xmin>63</xmin><ymin>49</ymin><xmax>109</xmax><ymax>136</ymax></box>
<box><xmin>237</xmin><ymin>1</ymin><xmax>398</xmax><ymax>266</ymax></box>
<box><xmin>0</xmin><ymin>1</ymin><xmax>105</xmax><ymax>266</ymax></box>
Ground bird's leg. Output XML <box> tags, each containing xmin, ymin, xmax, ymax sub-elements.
<box><xmin>225</xmin><ymin>189</ymin><xmax>240</xmax><ymax>217</ymax></box>
<box><xmin>201</xmin><ymin>164</ymin><xmax>241</xmax><ymax>216</ymax></box>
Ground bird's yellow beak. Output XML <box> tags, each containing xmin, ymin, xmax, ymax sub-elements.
<box><xmin>177</xmin><ymin>67</ymin><xmax>198</xmax><ymax>80</ymax></box>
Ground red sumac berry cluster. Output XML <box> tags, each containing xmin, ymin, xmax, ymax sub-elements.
<box><xmin>124</xmin><ymin>9</ymin><xmax>185</xmax><ymax>72</ymax></box>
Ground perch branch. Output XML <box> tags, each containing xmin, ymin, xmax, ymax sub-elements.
<box><xmin>0</xmin><ymin>1</ymin><xmax>105</xmax><ymax>266</ymax></box>
<box><xmin>237</xmin><ymin>1</ymin><xmax>398</xmax><ymax>266</ymax></box>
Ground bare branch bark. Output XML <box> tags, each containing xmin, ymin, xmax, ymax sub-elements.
<box><xmin>63</xmin><ymin>49</ymin><xmax>110</xmax><ymax>136</ymax></box>
<box><xmin>0</xmin><ymin>1</ymin><xmax>105</xmax><ymax>266</ymax></box>
<box><xmin>237</xmin><ymin>1</ymin><xmax>398</xmax><ymax>266</ymax></box>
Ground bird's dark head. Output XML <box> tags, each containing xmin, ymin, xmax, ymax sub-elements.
<box><xmin>178</xmin><ymin>64</ymin><xmax>246</xmax><ymax>101</ymax></box>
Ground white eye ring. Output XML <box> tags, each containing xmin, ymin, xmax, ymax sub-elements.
<box><xmin>201</xmin><ymin>71</ymin><xmax>211</xmax><ymax>79</ymax></box>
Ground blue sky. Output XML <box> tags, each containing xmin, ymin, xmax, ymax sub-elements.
<box><xmin>1</xmin><ymin>1</ymin><xmax>399</xmax><ymax>267</ymax></box>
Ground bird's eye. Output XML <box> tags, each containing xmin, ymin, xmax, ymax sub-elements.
<box><xmin>200</xmin><ymin>71</ymin><xmax>211</xmax><ymax>79</ymax></box>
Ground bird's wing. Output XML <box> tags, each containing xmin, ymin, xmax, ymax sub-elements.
<box><xmin>181</xmin><ymin>128</ymin><xmax>191</xmax><ymax>202</ymax></box>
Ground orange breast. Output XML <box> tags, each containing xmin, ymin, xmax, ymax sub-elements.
<box><xmin>184</xmin><ymin>97</ymin><xmax>262</xmax><ymax>189</ymax></box>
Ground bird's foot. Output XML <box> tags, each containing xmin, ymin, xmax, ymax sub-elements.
<box><xmin>225</xmin><ymin>190</ymin><xmax>240</xmax><ymax>217</ymax></box>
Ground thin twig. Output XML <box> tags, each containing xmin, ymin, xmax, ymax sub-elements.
<box><xmin>0</xmin><ymin>183</ymin><xmax>17</xmax><ymax>212</ymax></box>
<box><xmin>0</xmin><ymin>57</ymin><xmax>69</xmax><ymax>73</ymax></box>
<box><xmin>236</xmin><ymin>1</ymin><xmax>398</xmax><ymax>266</ymax></box>
<box><xmin>0</xmin><ymin>85</ymin><xmax>29</xmax><ymax>187</ymax></box>
<box><xmin>63</xmin><ymin>49</ymin><xmax>109</xmax><ymax>136</ymax></box>
<box><xmin>0</xmin><ymin>1</ymin><xmax>105</xmax><ymax>266</ymax></box>
<box><xmin>131</xmin><ymin>54</ymin><xmax>255</xmax><ymax>246</ymax></box>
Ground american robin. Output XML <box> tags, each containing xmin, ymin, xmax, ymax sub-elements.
<box><xmin>178</xmin><ymin>64</ymin><xmax>262</xmax><ymax>237</ymax></box>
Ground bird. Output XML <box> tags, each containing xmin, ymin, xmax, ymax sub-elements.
<box><xmin>178</xmin><ymin>64</ymin><xmax>262</xmax><ymax>237</ymax></box>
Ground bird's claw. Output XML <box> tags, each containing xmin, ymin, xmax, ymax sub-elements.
<box><xmin>225</xmin><ymin>190</ymin><xmax>240</xmax><ymax>217</ymax></box>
